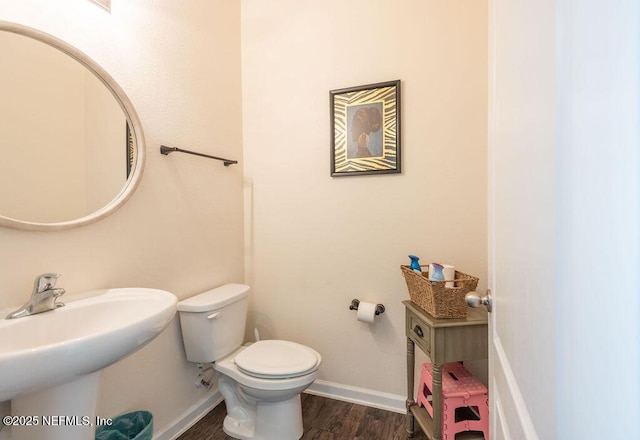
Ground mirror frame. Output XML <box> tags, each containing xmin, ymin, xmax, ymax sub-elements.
<box><xmin>0</xmin><ymin>21</ymin><xmax>145</xmax><ymax>231</ymax></box>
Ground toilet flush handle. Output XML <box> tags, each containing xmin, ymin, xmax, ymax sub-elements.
<box><xmin>207</xmin><ymin>312</ymin><xmax>221</xmax><ymax>320</ymax></box>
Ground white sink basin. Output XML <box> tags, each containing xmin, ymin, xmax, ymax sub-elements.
<box><xmin>0</xmin><ymin>288</ymin><xmax>177</xmax><ymax>402</ymax></box>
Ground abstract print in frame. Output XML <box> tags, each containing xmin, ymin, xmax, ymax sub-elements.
<box><xmin>330</xmin><ymin>80</ymin><xmax>401</xmax><ymax>176</ymax></box>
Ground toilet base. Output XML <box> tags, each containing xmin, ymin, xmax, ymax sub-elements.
<box><xmin>222</xmin><ymin>395</ymin><xmax>303</xmax><ymax>440</ymax></box>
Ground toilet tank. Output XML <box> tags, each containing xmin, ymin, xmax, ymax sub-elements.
<box><xmin>177</xmin><ymin>283</ymin><xmax>249</xmax><ymax>363</ymax></box>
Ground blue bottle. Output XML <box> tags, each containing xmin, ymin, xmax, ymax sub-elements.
<box><xmin>408</xmin><ymin>255</ymin><xmax>422</xmax><ymax>273</ymax></box>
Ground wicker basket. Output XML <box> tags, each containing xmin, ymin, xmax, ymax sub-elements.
<box><xmin>400</xmin><ymin>265</ymin><xmax>479</xmax><ymax>319</ymax></box>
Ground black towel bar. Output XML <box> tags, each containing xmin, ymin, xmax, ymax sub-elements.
<box><xmin>160</xmin><ymin>145</ymin><xmax>238</xmax><ymax>166</ymax></box>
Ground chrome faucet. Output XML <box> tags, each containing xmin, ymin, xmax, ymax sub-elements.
<box><xmin>6</xmin><ymin>273</ymin><xmax>66</xmax><ymax>319</ymax></box>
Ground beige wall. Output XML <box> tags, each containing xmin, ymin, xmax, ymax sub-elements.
<box><xmin>0</xmin><ymin>0</ymin><xmax>243</xmax><ymax>434</ymax></box>
<box><xmin>242</xmin><ymin>0</ymin><xmax>488</xmax><ymax>396</ymax></box>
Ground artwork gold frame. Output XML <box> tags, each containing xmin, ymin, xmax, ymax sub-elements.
<box><xmin>330</xmin><ymin>80</ymin><xmax>401</xmax><ymax>176</ymax></box>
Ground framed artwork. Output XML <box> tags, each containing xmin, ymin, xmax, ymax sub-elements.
<box><xmin>330</xmin><ymin>80</ymin><xmax>401</xmax><ymax>176</ymax></box>
<box><xmin>126</xmin><ymin>122</ymin><xmax>134</xmax><ymax>178</ymax></box>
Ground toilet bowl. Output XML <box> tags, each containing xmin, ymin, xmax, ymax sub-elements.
<box><xmin>214</xmin><ymin>341</ymin><xmax>320</xmax><ymax>439</ymax></box>
<box><xmin>177</xmin><ymin>284</ymin><xmax>322</xmax><ymax>440</ymax></box>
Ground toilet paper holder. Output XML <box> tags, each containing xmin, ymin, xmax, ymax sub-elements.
<box><xmin>349</xmin><ymin>299</ymin><xmax>385</xmax><ymax>316</ymax></box>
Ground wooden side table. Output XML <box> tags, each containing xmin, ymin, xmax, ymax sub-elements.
<box><xmin>403</xmin><ymin>300</ymin><xmax>488</xmax><ymax>440</ymax></box>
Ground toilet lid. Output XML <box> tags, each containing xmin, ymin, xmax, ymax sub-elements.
<box><xmin>234</xmin><ymin>340</ymin><xmax>320</xmax><ymax>379</ymax></box>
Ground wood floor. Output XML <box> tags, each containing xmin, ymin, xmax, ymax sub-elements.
<box><xmin>176</xmin><ymin>393</ymin><xmax>429</xmax><ymax>440</ymax></box>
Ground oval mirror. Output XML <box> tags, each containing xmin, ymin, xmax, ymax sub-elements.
<box><xmin>0</xmin><ymin>21</ymin><xmax>145</xmax><ymax>230</ymax></box>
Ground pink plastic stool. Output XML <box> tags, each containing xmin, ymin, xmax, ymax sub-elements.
<box><xmin>417</xmin><ymin>362</ymin><xmax>489</xmax><ymax>440</ymax></box>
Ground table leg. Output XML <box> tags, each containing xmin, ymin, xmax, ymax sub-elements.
<box><xmin>406</xmin><ymin>337</ymin><xmax>415</xmax><ymax>437</ymax></box>
<box><xmin>432</xmin><ymin>363</ymin><xmax>442</xmax><ymax>440</ymax></box>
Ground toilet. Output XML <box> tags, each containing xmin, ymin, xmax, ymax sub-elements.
<box><xmin>177</xmin><ymin>283</ymin><xmax>321</xmax><ymax>440</ymax></box>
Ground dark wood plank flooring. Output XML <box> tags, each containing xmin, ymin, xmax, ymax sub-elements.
<box><xmin>177</xmin><ymin>393</ymin><xmax>429</xmax><ymax>440</ymax></box>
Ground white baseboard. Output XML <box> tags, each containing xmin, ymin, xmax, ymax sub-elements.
<box><xmin>154</xmin><ymin>391</ymin><xmax>223</xmax><ymax>440</ymax></box>
<box><xmin>305</xmin><ymin>380</ymin><xmax>406</xmax><ymax>414</ymax></box>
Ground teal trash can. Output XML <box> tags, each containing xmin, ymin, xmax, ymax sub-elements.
<box><xmin>95</xmin><ymin>411</ymin><xmax>153</xmax><ymax>440</ymax></box>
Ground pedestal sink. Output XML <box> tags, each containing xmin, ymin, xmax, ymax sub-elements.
<box><xmin>0</xmin><ymin>288</ymin><xmax>177</xmax><ymax>440</ymax></box>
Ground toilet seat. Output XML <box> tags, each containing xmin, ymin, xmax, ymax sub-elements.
<box><xmin>234</xmin><ymin>340</ymin><xmax>320</xmax><ymax>379</ymax></box>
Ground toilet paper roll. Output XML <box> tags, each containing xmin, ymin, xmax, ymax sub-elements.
<box><xmin>443</xmin><ymin>264</ymin><xmax>455</xmax><ymax>288</ymax></box>
<box><xmin>356</xmin><ymin>301</ymin><xmax>377</xmax><ymax>323</ymax></box>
